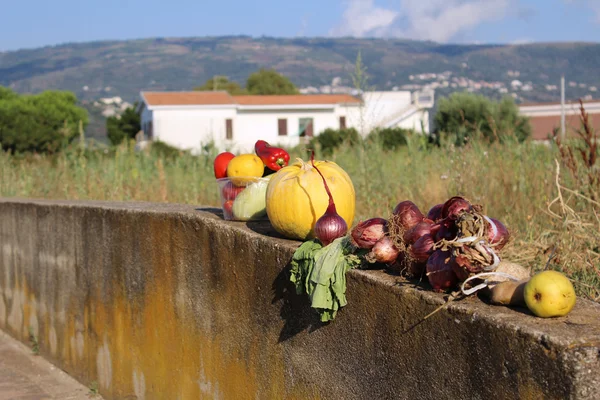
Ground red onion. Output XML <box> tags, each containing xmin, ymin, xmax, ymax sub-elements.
<box><xmin>433</xmin><ymin>218</ymin><xmax>458</xmax><ymax>242</ymax></box>
<box><xmin>367</xmin><ymin>236</ymin><xmax>399</xmax><ymax>264</ymax></box>
<box><xmin>426</xmin><ymin>250</ymin><xmax>458</xmax><ymax>291</ymax></box>
<box><xmin>311</xmin><ymin>153</ymin><xmax>347</xmax><ymax>246</ymax></box>
<box><xmin>441</xmin><ymin>196</ymin><xmax>472</xmax><ymax>220</ymax></box>
<box><xmin>386</xmin><ymin>253</ymin><xmax>405</xmax><ymax>274</ymax></box>
<box><xmin>392</xmin><ymin>200</ymin><xmax>424</xmax><ymax>231</ymax></box>
<box><xmin>407</xmin><ymin>260</ymin><xmax>426</xmax><ymax>278</ymax></box>
<box><xmin>426</xmin><ymin>204</ymin><xmax>444</xmax><ymax>222</ymax></box>
<box><xmin>451</xmin><ymin>256</ymin><xmax>471</xmax><ymax>281</ymax></box>
<box><xmin>351</xmin><ymin>218</ymin><xmax>388</xmax><ymax>249</ymax></box>
<box><xmin>484</xmin><ymin>216</ymin><xmax>510</xmax><ymax>250</ymax></box>
<box><xmin>403</xmin><ymin>220</ymin><xmax>433</xmax><ymax>245</ymax></box>
<box><xmin>410</xmin><ymin>234</ymin><xmax>435</xmax><ymax>263</ymax></box>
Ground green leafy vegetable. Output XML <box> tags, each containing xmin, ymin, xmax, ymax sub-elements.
<box><xmin>290</xmin><ymin>236</ymin><xmax>363</xmax><ymax>322</ymax></box>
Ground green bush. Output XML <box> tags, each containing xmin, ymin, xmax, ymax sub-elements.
<box><xmin>148</xmin><ymin>140</ymin><xmax>188</xmax><ymax>160</ymax></box>
<box><xmin>246</xmin><ymin>68</ymin><xmax>299</xmax><ymax>95</ymax></box>
<box><xmin>0</xmin><ymin>87</ymin><xmax>88</xmax><ymax>153</ymax></box>
<box><xmin>311</xmin><ymin>127</ymin><xmax>361</xmax><ymax>156</ymax></box>
<box><xmin>107</xmin><ymin>104</ymin><xmax>141</xmax><ymax>145</ymax></box>
<box><xmin>367</xmin><ymin>127</ymin><xmax>411</xmax><ymax>150</ymax></box>
<box><xmin>434</xmin><ymin>92</ymin><xmax>531</xmax><ymax>145</ymax></box>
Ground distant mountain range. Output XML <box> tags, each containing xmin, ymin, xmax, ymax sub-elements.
<box><xmin>2</xmin><ymin>36</ymin><xmax>600</xmax><ymax>139</ymax></box>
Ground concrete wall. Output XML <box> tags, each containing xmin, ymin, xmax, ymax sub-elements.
<box><xmin>1</xmin><ymin>199</ymin><xmax>599</xmax><ymax>400</ymax></box>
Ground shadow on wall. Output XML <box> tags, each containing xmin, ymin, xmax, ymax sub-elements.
<box><xmin>271</xmin><ymin>262</ymin><xmax>327</xmax><ymax>342</ymax></box>
<box><xmin>196</xmin><ymin>206</ymin><xmax>327</xmax><ymax>341</ymax></box>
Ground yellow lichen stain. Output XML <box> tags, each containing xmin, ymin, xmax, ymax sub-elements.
<box><xmin>3</xmin><ymin>217</ymin><xmax>328</xmax><ymax>400</ymax></box>
<box><xmin>0</xmin><ymin>294</ymin><xmax>6</xmax><ymax>329</ymax></box>
<box><xmin>133</xmin><ymin>369</ymin><xmax>146</xmax><ymax>400</ymax></box>
<box><xmin>77</xmin><ymin>217</ymin><xmax>278</xmax><ymax>399</ymax></box>
<box><xmin>49</xmin><ymin>325</ymin><xmax>58</xmax><ymax>356</ymax></box>
<box><xmin>7</xmin><ymin>285</ymin><xmax>23</xmax><ymax>333</ymax></box>
<box><xmin>96</xmin><ymin>338</ymin><xmax>113</xmax><ymax>391</ymax></box>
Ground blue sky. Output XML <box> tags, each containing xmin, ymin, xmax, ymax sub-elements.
<box><xmin>1</xmin><ymin>0</ymin><xmax>599</xmax><ymax>51</ymax></box>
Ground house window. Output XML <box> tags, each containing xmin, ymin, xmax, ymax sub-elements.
<box><xmin>226</xmin><ymin>119</ymin><xmax>233</xmax><ymax>140</ymax></box>
<box><xmin>299</xmin><ymin>118</ymin><xmax>314</xmax><ymax>137</ymax></box>
<box><xmin>339</xmin><ymin>116</ymin><xmax>346</xmax><ymax>129</ymax></box>
<box><xmin>278</xmin><ymin>119</ymin><xmax>288</xmax><ymax>136</ymax></box>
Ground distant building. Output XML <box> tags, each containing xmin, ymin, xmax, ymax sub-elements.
<box><xmin>137</xmin><ymin>90</ymin><xmax>434</xmax><ymax>153</ymax></box>
<box><xmin>519</xmin><ymin>100</ymin><xmax>600</xmax><ymax>141</ymax></box>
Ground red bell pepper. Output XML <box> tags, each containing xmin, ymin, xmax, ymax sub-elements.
<box><xmin>254</xmin><ymin>140</ymin><xmax>290</xmax><ymax>171</ymax></box>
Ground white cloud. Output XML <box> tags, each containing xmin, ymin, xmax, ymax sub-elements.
<box><xmin>331</xmin><ymin>0</ymin><xmax>514</xmax><ymax>43</ymax></box>
<box><xmin>330</xmin><ymin>0</ymin><xmax>398</xmax><ymax>37</ymax></box>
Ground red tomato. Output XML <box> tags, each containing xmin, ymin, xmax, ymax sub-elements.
<box><xmin>213</xmin><ymin>152</ymin><xmax>236</xmax><ymax>179</ymax></box>
<box><xmin>221</xmin><ymin>181</ymin><xmax>244</xmax><ymax>201</ymax></box>
<box><xmin>223</xmin><ymin>200</ymin><xmax>234</xmax><ymax>219</ymax></box>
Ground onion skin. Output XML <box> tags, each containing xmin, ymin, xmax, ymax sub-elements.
<box><xmin>392</xmin><ymin>200</ymin><xmax>424</xmax><ymax>231</ymax></box>
<box><xmin>351</xmin><ymin>218</ymin><xmax>388</xmax><ymax>249</ymax></box>
<box><xmin>426</xmin><ymin>250</ymin><xmax>459</xmax><ymax>291</ymax></box>
<box><xmin>441</xmin><ymin>196</ymin><xmax>472</xmax><ymax>220</ymax></box>
<box><xmin>314</xmin><ymin>211</ymin><xmax>348</xmax><ymax>246</ymax></box>
<box><xmin>410</xmin><ymin>234</ymin><xmax>435</xmax><ymax>263</ymax></box>
<box><xmin>367</xmin><ymin>237</ymin><xmax>400</xmax><ymax>264</ymax></box>
<box><xmin>486</xmin><ymin>217</ymin><xmax>510</xmax><ymax>250</ymax></box>
<box><xmin>403</xmin><ymin>221</ymin><xmax>433</xmax><ymax>245</ymax></box>
<box><xmin>426</xmin><ymin>204</ymin><xmax>444</xmax><ymax>222</ymax></box>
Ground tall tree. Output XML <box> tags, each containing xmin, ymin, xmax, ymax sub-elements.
<box><xmin>194</xmin><ymin>76</ymin><xmax>246</xmax><ymax>94</ymax></box>
<box><xmin>434</xmin><ymin>92</ymin><xmax>531</xmax><ymax>144</ymax></box>
<box><xmin>0</xmin><ymin>88</ymin><xmax>88</xmax><ymax>153</ymax></box>
<box><xmin>0</xmin><ymin>86</ymin><xmax>18</xmax><ymax>101</ymax></box>
<box><xmin>246</xmin><ymin>69</ymin><xmax>298</xmax><ymax>95</ymax></box>
<box><xmin>106</xmin><ymin>104</ymin><xmax>141</xmax><ymax>145</ymax></box>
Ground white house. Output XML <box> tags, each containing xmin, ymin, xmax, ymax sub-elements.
<box><xmin>137</xmin><ymin>90</ymin><xmax>434</xmax><ymax>153</ymax></box>
<box><xmin>360</xmin><ymin>90</ymin><xmax>433</xmax><ymax>134</ymax></box>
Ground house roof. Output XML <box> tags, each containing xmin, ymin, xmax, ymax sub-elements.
<box><xmin>234</xmin><ymin>94</ymin><xmax>360</xmax><ymax>105</ymax></box>
<box><xmin>527</xmin><ymin>113</ymin><xmax>600</xmax><ymax>140</ymax></box>
<box><xmin>142</xmin><ymin>91</ymin><xmax>234</xmax><ymax>106</ymax></box>
<box><xmin>520</xmin><ymin>99</ymin><xmax>600</xmax><ymax>108</ymax></box>
<box><xmin>140</xmin><ymin>91</ymin><xmax>360</xmax><ymax>107</ymax></box>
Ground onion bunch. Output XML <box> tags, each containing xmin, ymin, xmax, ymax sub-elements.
<box><xmin>382</xmin><ymin>196</ymin><xmax>511</xmax><ymax>291</ymax></box>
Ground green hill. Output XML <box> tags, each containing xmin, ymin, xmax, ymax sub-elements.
<box><xmin>2</xmin><ymin>36</ymin><xmax>599</xmax><ymax>139</ymax></box>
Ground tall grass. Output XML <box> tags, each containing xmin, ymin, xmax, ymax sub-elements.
<box><xmin>1</xmin><ymin>136</ymin><xmax>598</xmax><ymax>300</ymax></box>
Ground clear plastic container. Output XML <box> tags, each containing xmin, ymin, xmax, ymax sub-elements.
<box><xmin>216</xmin><ymin>177</ymin><xmax>270</xmax><ymax>221</ymax></box>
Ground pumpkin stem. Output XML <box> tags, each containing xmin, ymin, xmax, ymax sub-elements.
<box><xmin>296</xmin><ymin>157</ymin><xmax>312</xmax><ymax>171</ymax></box>
<box><xmin>310</xmin><ymin>151</ymin><xmax>337</xmax><ymax>214</ymax></box>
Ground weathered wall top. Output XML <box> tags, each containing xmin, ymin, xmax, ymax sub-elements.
<box><xmin>1</xmin><ymin>198</ymin><xmax>599</xmax><ymax>400</ymax></box>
